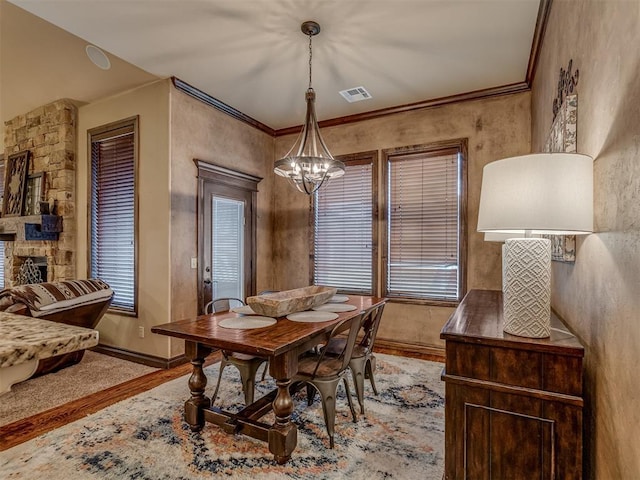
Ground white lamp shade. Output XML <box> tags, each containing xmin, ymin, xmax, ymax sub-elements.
<box><xmin>484</xmin><ymin>232</ymin><xmax>541</xmax><ymax>242</ymax></box>
<box><xmin>477</xmin><ymin>153</ymin><xmax>593</xmax><ymax>235</ymax></box>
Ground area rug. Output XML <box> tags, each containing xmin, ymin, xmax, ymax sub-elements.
<box><xmin>0</xmin><ymin>351</ymin><xmax>157</xmax><ymax>426</ymax></box>
<box><xmin>0</xmin><ymin>353</ymin><xmax>444</xmax><ymax>479</ymax></box>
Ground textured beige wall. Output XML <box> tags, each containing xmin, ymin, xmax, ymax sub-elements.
<box><xmin>169</xmin><ymin>86</ymin><xmax>275</xmax><ymax>357</ymax></box>
<box><xmin>77</xmin><ymin>80</ymin><xmax>172</xmax><ymax>359</ymax></box>
<box><xmin>274</xmin><ymin>92</ymin><xmax>531</xmax><ymax>348</ymax></box>
<box><xmin>0</xmin><ymin>1</ymin><xmax>158</xmax><ymax>152</ymax></box>
<box><xmin>531</xmin><ymin>2</ymin><xmax>640</xmax><ymax>478</ymax></box>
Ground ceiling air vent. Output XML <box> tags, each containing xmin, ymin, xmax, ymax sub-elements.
<box><xmin>339</xmin><ymin>86</ymin><xmax>372</xmax><ymax>103</ymax></box>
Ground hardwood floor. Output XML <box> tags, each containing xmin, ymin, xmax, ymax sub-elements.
<box><xmin>1</xmin><ymin>346</ymin><xmax>443</xmax><ymax>451</ymax></box>
<box><xmin>0</xmin><ymin>352</ymin><xmax>221</xmax><ymax>451</ymax></box>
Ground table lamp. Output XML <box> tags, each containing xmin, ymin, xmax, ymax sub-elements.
<box><xmin>477</xmin><ymin>153</ymin><xmax>593</xmax><ymax>337</ymax></box>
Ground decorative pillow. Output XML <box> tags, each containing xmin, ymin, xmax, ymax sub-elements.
<box><xmin>0</xmin><ymin>279</ymin><xmax>113</xmax><ymax>317</ymax></box>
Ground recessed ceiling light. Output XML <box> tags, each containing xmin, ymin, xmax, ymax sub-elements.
<box><xmin>85</xmin><ymin>44</ymin><xmax>111</xmax><ymax>70</ymax></box>
<box><xmin>339</xmin><ymin>86</ymin><xmax>372</xmax><ymax>103</ymax></box>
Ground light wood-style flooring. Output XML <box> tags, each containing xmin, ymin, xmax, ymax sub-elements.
<box><xmin>0</xmin><ymin>346</ymin><xmax>443</xmax><ymax>451</ymax></box>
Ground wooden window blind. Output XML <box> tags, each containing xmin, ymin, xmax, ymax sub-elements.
<box><xmin>386</xmin><ymin>147</ymin><xmax>462</xmax><ymax>301</ymax></box>
<box><xmin>90</xmin><ymin>120</ymin><xmax>137</xmax><ymax>312</ymax></box>
<box><xmin>313</xmin><ymin>157</ymin><xmax>375</xmax><ymax>294</ymax></box>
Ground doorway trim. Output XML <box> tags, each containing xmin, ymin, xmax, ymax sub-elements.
<box><xmin>194</xmin><ymin>160</ymin><xmax>262</xmax><ymax>313</ymax></box>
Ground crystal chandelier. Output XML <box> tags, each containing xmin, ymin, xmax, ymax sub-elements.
<box><xmin>274</xmin><ymin>21</ymin><xmax>345</xmax><ymax>195</ymax></box>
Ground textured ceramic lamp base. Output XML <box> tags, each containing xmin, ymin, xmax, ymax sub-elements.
<box><xmin>502</xmin><ymin>238</ymin><xmax>551</xmax><ymax>338</ymax></box>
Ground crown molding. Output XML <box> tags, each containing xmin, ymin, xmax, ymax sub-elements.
<box><xmin>275</xmin><ymin>82</ymin><xmax>530</xmax><ymax>137</ymax></box>
<box><xmin>526</xmin><ymin>0</ymin><xmax>553</xmax><ymax>86</ymax></box>
<box><xmin>173</xmin><ymin>1</ymin><xmax>551</xmax><ymax>139</ymax></box>
<box><xmin>171</xmin><ymin>77</ymin><xmax>275</xmax><ymax>136</ymax></box>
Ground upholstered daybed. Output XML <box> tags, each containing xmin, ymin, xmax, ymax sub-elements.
<box><xmin>0</xmin><ymin>279</ymin><xmax>113</xmax><ymax>376</ymax></box>
<box><xmin>0</xmin><ymin>313</ymin><xmax>99</xmax><ymax>395</ymax></box>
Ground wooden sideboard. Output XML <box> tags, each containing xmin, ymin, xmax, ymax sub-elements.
<box><xmin>440</xmin><ymin>289</ymin><xmax>584</xmax><ymax>479</ymax></box>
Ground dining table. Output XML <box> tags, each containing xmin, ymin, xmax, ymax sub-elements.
<box><xmin>151</xmin><ymin>294</ymin><xmax>386</xmax><ymax>464</ymax></box>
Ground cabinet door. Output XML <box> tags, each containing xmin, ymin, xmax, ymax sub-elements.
<box><xmin>446</xmin><ymin>383</ymin><xmax>582</xmax><ymax>480</ymax></box>
<box><xmin>465</xmin><ymin>401</ymin><xmax>554</xmax><ymax>479</ymax></box>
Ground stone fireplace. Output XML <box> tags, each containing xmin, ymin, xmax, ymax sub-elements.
<box><xmin>1</xmin><ymin>99</ymin><xmax>76</xmax><ymax>286</ymax></box>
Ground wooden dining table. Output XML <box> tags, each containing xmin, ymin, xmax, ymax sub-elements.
<box><xmin>151</xmin><ymin>294</ymin><xmax>386</xmax><ymax>464</ymax></box>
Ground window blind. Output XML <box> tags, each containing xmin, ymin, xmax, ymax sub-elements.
<box><xmin>387</xmin><ymin>149</ymin><xmax>460</xmax><ymax>300</ymax></box>
<box><xmin>0</xmin><ymin>160</ymin><xmax>5</xmax><ymax>288</ymax></box>
<box><xmin>314</xmin><ymin>161</ymin><xmax>373</xmax><ymax>294</ymax></box>
<box><xmin>211</xmin><ymin>196</ymin><xmax>244</xmax><ymax>299</ymax></box>
<box><xmin>90</xmin><ymin>125</ymin><xmax>136</xmax><ymax>311</ymax></box>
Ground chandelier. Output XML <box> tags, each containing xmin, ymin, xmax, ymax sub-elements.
<box><xmin>274</xmin><ymin>21</ymin><xmax>345</xmax><ymax>195</ymax></box>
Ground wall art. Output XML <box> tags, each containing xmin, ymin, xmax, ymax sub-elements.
<box><xmin>543</xmin><ymin>63</ymin><xmax>579</xmax><ymax>263</ymax></box>
<box><xmin>25</xmin><ymin>171</ymin><xmax>47</xmax><ymax>216</ymax></box>
<box><xmin>2</xmin><ymin>150</ymin><xmax>30</xmax><ymax>217</ymax></box>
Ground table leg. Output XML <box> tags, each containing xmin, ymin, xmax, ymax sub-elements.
<box><xmin>268</xmin><ymin>353</ymin><xmax>298</xmax><ymax>464</ymax></box>
<box><xmin>184</xmin><ymin>341</ymin><xmax>212</xmax><ymax>432</ymax></box>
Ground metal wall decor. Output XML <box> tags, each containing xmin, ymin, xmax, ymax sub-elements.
<box><xmin>545</xmin><ymin>94</ymin><xmax>577</xmax><ymax>155</ymax></box>
<box><xmin>544</xmin><ymin>59</ymin><xmax>580</xmax><ymax>263</ymax></box>
<box><xmin>2</xmin><ymin>150</ymin><xmax>30</xmax><ymax>217</ymax></box>
<box><xmin>16</xmin><ymin>257</ymin><xmax>44</xmax><ymax>285</ymax></box>
<box><xmin>552</xmin><ymin>59</ymin><xmax>579</xmax><ymax>120</ymax></box>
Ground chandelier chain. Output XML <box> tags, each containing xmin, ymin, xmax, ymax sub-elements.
<box><xmin>308</xmin><ymin>32</ymin><xmax>313</xmax><ymax>89</ymax></box>
<box><xmin>273</xmin><ymin>20</ymin><xmax>346</xmax><ymax>194</ymax></box>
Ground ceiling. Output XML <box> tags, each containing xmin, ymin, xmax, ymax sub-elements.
<box><xmin>5</xmin><ymin>0</ymin><xmax>542</xmax><ymax>131</ymax></box>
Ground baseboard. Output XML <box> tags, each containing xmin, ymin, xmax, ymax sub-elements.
<box><xmin>91</xmin><ymin>344</ymin><xmax>189</xmax><ymax>369</ymax></box>
<box><xmin>374</xmin><ymin>339</ymin><xmax>445</xmax><ymax>363</ymax></box>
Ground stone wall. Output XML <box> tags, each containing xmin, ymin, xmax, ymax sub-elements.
<box><xmin>2</xmin><ymin>99</ymin><xmax>76</xmax><ymax>284</ymax></box>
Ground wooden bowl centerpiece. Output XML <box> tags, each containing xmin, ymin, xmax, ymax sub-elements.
<box><xmin>246</xmin><ymin>286</ymin><xmax>337</xmax><ymax>318</ymax></box>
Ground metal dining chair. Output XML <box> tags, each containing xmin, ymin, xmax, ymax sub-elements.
<box><xmin>207</xmin><ymin>297</ymin><xmax>269</xmax><ymax>405</ymax></box>
<box><xmin>323</xmin><ymin>302</ymin><xmax>386</xmax><ymax>414</ymax></box>
<box><xmin>293</xmin><ymin>313</ymin><xmax>363</xmax><ymax>448</ymax></box>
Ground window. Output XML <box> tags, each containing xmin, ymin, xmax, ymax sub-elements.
<box><xmin>211</xmin><ymin>196</ymin><xmax>245</xmax><ymax>299</ymax></box>
<box><xmin>383</xmin><ymin>141</ymin><xmax>467</xmax><ymax>304</ymax></box>
<box><xmin>89</xmin><ymin>117</ymin><xmax>138</xmax><ymax>313</ymax></box>
<box><xmin>313</xmin><ymin>152</ymin><xmax>377</xmax><ymax>294</ymax></box>
<box><xmin>0</xmin><ymin>156</ymin><xmax>4</xmax><ymax>288</ymax></box>
<box><xmin>311</xmin><ymin>142</ymin><xmax>466</xmax><ymax>304</ymax></box>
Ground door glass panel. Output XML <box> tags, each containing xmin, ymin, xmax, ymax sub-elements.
<box><xmin>211</xmin><ymin>195</ymin><xmax>244</xmax><ymax>300</ymax></box>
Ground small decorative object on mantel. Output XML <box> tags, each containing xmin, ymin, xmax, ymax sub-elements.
<box><xmin>2</xmin><ymin>150</ymin><xmax>30</xmax><ymax>217</ymax></box>
<box><xmin>544</xmin><ymin>58</ymin><xmax>580</xmax><ymax>263</ymax></box>
<box><xmin>25</xmin><ymin>172</ymin><xmax>46</xmax><ymax>216</ymax></box>
<box><xmin>40</xmin><ymin>214</ymin><xmax>63</xmax><ymax>233</ymax></box>
<box><xmin>24</xmin><ymin>215</ymin><xmax>63</xmax><ymax>241</ymax></box>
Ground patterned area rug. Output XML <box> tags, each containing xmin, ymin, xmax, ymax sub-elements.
<box><xmin>0</xmin><ymin>353</ymin><xmax>444</xmax><ymax>479</ymax></box>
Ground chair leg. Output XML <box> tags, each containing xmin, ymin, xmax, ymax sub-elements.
<box><xmin>312</xmin><ymin>380</ymin><xmax>340</xmax><ymax>449</ymax></box>
<box><xmin>306</xmin><ymin>383</ymin><xmax>316</xmax><ymax>406</ymax></box>
<box><xmin>211</xmin><ymin>357</ymin><xmax>229</xmax><ymax>405</ymax></box>
<box><xmin>235</xmin><ymin>359</ymin><xmax>266</xmax><ymax>405</ymax></box>
<box><xmin>342</xmin><ymin>376</ymin><xmax>358</xmax><ymax>423</ymax></box>
<box><xmin>349</xmin><ymin>357</ymin><xmax>366</xmax><ymax>414</ymax></box>
<box><xmin>260</xmin><ymin>360</ymin><xmax>269</xmax><ymax>381</ymax></box>
<box><xmin>366</xmin><ymin>355</ymin><xmax>378</xmax><ymax>395</ymax></box>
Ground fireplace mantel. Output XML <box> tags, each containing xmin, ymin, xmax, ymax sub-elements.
<box><xmin>0</xmin><ymin>215</ymin><xmax>63</xmax><ymax>242</ymax></box>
